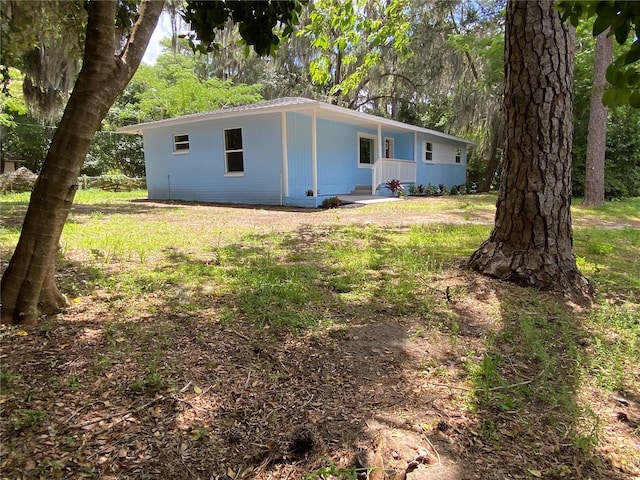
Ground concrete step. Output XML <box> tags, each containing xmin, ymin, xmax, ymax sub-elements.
<box><xmin>351</xmin><ymin>185</ymin><xmax>372</xmax><ymax>194</ymax></box>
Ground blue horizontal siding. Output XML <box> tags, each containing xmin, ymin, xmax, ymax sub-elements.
<box><xmin>142</xmin><ymin>108</ymin><xmax>469</xmax><ymax>206</ymax></box>
<box><xmin>144</xmin><ymin>113</ymin><xmax>285</xmax><ymax>205</ymax></box>
<box><xmin>420</xmin><ymin>164</ymin><xmax>466</xmax><ymax>187</ymax></box>
<box><xmin>284</xmin><ymin>196</ymin><xmax>322</xmax><ymax>207</ymax></box>
<box><xmin>415</xmin><ymin>133</ymin><xmax>467</xmax><ymax>187</ymax></box>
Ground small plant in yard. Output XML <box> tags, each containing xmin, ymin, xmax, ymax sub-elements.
<box><xmin>424</xmin><ymin>183</ymin><xmax>438</xmax><ymax>195</ymax></box>
<box><xmin>451</xmin><ymin>184</ymin><xmax>467</xmax><ymax>195</ymax></box>
<box><xmin>467</xmin><ymin>352</ymin><xmax>504</xmax><ymax>396</ymax></box>
<box><xmin>189</xmin><ymin>425</ymin><xmax>209</xmax><ymax>440</ymax></box>
<box><xmin>0</xmin><ymin>369</ymin><xmax>17</xmax><ymax>390</ymax></box>
<box><xmin>94</xmin><ymin>354</ymin><xmax>113</xmax><ymax>374</ymax></box>
<box><xmin>385</xmin><ymin>178</ymin><xmax>403</xmax><ymax>196</ymax></box>
<box><xmin>38</xmin><ymin>320</ymin><xmax>54</xmax><ymax>339</ymax></box>
<box><xmin>11</xmin><ymin>409</ymin><xmax>47</xmax><ymax>431</ymax></box>
<box><xmin>572</xmin><ymin>406</ymin><xmax>602</xmax><ymax>454</ymax></box>
<box><xmin>130</xmin><ymin>369</ymin><xmax>167</xmax><ymax>395</ymax></box>
<box><xmin>586</xmin><ymin>241</ymin><xmax>614</xmax><ymax>255</ymax></box>
<box><xmin>306</xmin><ymin>462</ymin><xmax>359</xmax><ymax>480</ymax></box>
<box><xmin>321</xmin><ymin>196</ymin><xmax>342</xmax><ymax>209</ymax></box>
<box><xmin>66</xmin><ymin>375</ymin><xmax>82</xmax><ymax>391</ymax></box>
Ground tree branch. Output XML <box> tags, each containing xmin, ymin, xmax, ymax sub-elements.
<box><xmin>118</xmin><ymin>0</ymin><xmax>164</xmax><ymax>79</ymax></box>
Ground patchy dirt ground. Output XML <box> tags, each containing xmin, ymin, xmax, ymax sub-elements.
<box><xmin>1</xmin><ymin>197</ymin><xmax>639</xmax><ymax>480</ymax></box>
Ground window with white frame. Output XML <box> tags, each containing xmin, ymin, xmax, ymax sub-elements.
<box><xmin>173</xmin><ymin>134</ymin><xmax>190</xmax><ymax>153</ymax></box>
<box><xmin>423</xmin><ymin>141</ymin><xmax>433</xmax><ymax>162</ymax></box>
<box><xmin>455</xmin><ymin>147</ymin><xmax>462</xmax><ymax>164</ymax></box>
<box><xmin>358</xmin><ymin>133</ymin><xmax>376</xmax><ymax>166</ymax></box>
<box><xmin>224</xmin><ymin>128</ymin><xmax>244</xmax><ymax>174</ymax></box>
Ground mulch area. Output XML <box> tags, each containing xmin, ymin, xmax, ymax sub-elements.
<box><xmin>2</xmin><ymin>272</ymin><xmax>637</xmax><ymax>479</ymax></box>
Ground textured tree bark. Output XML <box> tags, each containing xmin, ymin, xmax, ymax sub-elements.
<box><xmin>1</xmin><ymin>0</ymin><xmax>163</xmax><ymax>325</ymax></box>
<box><xmin>583</xmin><ymin>30</ymin><xmax>612</xmax><ymax>206</ymax></box>
<box><xmin>468</xmin><ymin>0</ymin><xmax>592</xmax><ymax>302</ymax></box>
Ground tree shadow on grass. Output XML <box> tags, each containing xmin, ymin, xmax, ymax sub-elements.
<box><xmin>132</xmin><ymin>198</ymin><xmax>324</xmax><ymax>214</ymax></box>
<box><xmin>1</xmin><ymin>224</ymin><xmax>636</xmax><ymax>479</ymax></box>
<box><xmin>447</xmin><ymin>282</ymin><xmax>636</xmax><ymax>479</ymax></box>
<box><xmin>0</xmin><ymin>199</ymin><xmax>179</xmax><ymax>230</ymax></box>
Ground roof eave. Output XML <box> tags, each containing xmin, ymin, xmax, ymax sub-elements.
<box><xmin>116</xmin><ymin>98</ymin><xmax>477</xmax><ymax>145</ymax></box>
<box><xmin>117</xmin><ymin>100</ymin><xmax>320</xmax><ymax>135</ymax></box>
<box><xmin>316</xmin><ymin>103</ymin><xmax>477</xmax><ymax>145</ymax></box>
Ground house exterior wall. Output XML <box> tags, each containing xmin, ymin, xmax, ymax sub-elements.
<box><xmin>286</xmin><ymin>113</ymin><xmax>386</xmax><ymax>197</ymax></box>
<box><xmin>140</xmin><ymin>106</ymin><xmax>470</xmax><ymax>207</ymax></box>
<box><xmin>316</xmin><ymin>118</ymin><xmax>377</xmax><ymax>194</ymax></box>
<box><xmin>285</xmin><ymin>112</ymin><xmax>313</xmax><ymax>197</ymax></box>
<box><xmin>143</xmin><ymin>113</ymin><xmax>285</xmax><ymax>204</ymax></box>
<box><xmin>389</xmin><ymin>132</ymin><xmax>415</xmax><ymax>160</ymax></box>
<box><xmin>1</xmin><ymin>160</ymin><xmax>19</xmax><ymax>174</ymax></box>
<box><xmin>415</xmin><ymin>133</ymin><xmax>467</xmax><ymax>188</ymax></box>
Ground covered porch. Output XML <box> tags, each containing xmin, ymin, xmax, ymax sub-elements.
<box><xmin>371</xmin><ymin>157</ymin><xmax>417</xmax><ymax>195</ymax></box>
<box><xmin>282</xmin><ymin>105</ymin><xmax>420</xmax><ymax>206</ymax></box>
<box><xmin>283</xmin><ymin>156</ymin><xmax>417</xmax><ymax>207</ymax></box>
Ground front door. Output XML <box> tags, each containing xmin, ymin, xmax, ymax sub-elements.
<box><xmin>385</xmin><ymin>138</ymin><xmax>394</xmax><ymax>159</ymax></box>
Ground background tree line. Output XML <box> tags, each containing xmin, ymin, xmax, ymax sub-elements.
<box><xmin>2</xmin><ymin>0</ymin><xmax>638</xmax><ymax>198</ymax></box>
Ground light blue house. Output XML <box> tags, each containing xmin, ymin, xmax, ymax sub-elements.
<box><xmin>118</xmin><ymin>97</ymin><xmax>475</xmax><ymax>207</ymax></box>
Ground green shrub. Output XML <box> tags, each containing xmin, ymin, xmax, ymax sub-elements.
<box><xmin>321</xmin><ymin>196</ymin><xmax>342</xmax><ymax>209</ymax></box>
<box><xmin>81</xmin><ymin>174</ymin><xmax>146</xmax><ymax>192</ymax></box>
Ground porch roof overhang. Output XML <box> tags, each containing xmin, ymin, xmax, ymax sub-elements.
<box><xmin>117</xmin><ymin>97</ymin><xmax>477</xmax><ymax>146</ymax></box>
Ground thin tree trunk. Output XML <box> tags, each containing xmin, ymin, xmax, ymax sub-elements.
<box><xmin>1</xmin><ymin>0</ymin><xmax>162</xmax><ymax>325</ymax></box>
<box><xmin>468</xmin><ymin>0</ymin><xmax>591</xmax><ymax>302</ymax></box>
<box><xmin>477</xmin><ymin>112</ymin><xmax>504</xmax><ymax>193</ymax></box>
<box><xmin>334</xmin><ymin>43</ymin><xmax>343</xmax><ymax>104</ymax></box>
<box><xmin>391</xmin><ymin>55</ymin><xmax>398</xmax><ymax>120</ymax></box>
<box><xmin>583</xmin><ymin>30</ymin><xmax>612</xmax><ymax>206</ymax></box>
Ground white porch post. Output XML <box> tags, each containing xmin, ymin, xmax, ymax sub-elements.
<box><xmin>312</xmin><ymin>108</ymin><xmax>318</xmax><ymax>197</ymax></box>
<box><xmin>281</xmin><ymin>112</ymin><xmax>289</xmax><ymax>200</ymax></box>
<box><xmin>377</xmin><ymin>124</ymin><xmax>382</xmax><ymax>161</ymax></box>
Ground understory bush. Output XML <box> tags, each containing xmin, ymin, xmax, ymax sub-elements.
<box><xmin>0</xmin><ymin>169</ymin><xmax>146</xmax><ymax>194</ymax></box>
<box><xmin>83</xmin><ymin>174</ymin><xmax>146</xmax><ymax>192</ymax></box>
<box><xmin>320</xmin><ymin>196</ymin><xmax>342</xmax><ymax>209</ymax></box>
<box><xmin>406</xmin><ymin>183</ymin><xmax>468</xmax><ymax>196</ymax></box>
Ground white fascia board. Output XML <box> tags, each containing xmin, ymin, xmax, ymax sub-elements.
<box><xmin>315</xmin><ymin>103</ymin><xmax>477</xmax><ymax>145</ymax></box>
<box><xmin>117</xmin><ymin>101</ymin><xmax>318</xmax><ymax>135</ymax></box>
<box><xmin>117</xmin><ymin>98</ymin><xmax>477</xmax><ymax>146</ymax></box>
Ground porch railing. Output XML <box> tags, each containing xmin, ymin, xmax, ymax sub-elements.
<box><xmin>371</xmin><ymin>158</ymin><xmax>417</xmax><ymax>195</ymax></box>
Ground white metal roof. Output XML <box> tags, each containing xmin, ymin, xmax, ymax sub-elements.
<box><xmin>117</xmin><ymin>96</ymin><xmax>476</xmax><ymax>145</ymax></box>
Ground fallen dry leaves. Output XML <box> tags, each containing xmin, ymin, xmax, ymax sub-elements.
<box><xmin>2</xmin><ymin>275</ymin><xmax>638</xmax><ymax>479</ymax></box>
<box><xmin>1</xmin><ymin>199</ymin><xmax>638</xmax><ymax>479</ymax></box>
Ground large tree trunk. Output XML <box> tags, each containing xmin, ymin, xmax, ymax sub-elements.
<box><xmin>1</xmin><ymin>0</ymin><xmax>162</xmax><ymax>325</ymax></box>
<box><xmin>468</xmin><ymin>0</ymin><xmax>592</xmax><ymax>302</ymax></box>
<box><xmin>583</xmin><ymin>30</ymin><xmax>612</xmax><ymax>206</ymax></box>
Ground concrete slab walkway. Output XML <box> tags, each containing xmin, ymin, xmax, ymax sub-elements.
<box><xmin>336</xmin><ymin>194</ymin><xmax>400</xmax><ymax>205</ymax></box>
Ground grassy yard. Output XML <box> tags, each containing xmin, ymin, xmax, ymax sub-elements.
<box><xmin>1</xmin><ymin>191</ymin><xmax>638</xmax><ymax>479</ymax></box>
